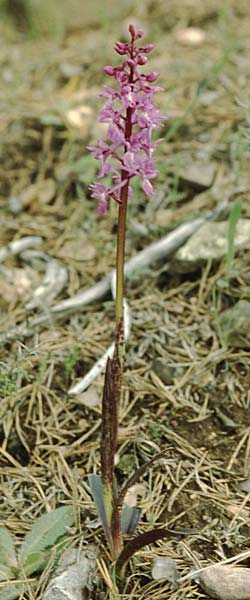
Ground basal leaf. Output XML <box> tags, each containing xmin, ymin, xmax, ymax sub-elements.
<box><xmin>22</xmin><ymin>549</ymin><xmax>51</xmax><ymax>576</ymax></box>
<box><xmin>0</xmin><ymin>581</ymin><xmax>26</xmax><ymax>600</ymax></box>
<box><xmin>0</xmin><ymin>527</ymin><xmax>17</xmax><ymax>569</ymax></box>
<box><xmin>121</xmin><ymin>505</ymin><xmax>141</xmax><ymax>535</ymax></box>
<box><xmin>88</xmin><ymin>474</ymin><xmax>110</xmax><ymax>542</ymax></box>
<box><xmin>19</xmin><ymin>506</ymin><xmax>74</xmax><ymax>565</ymax></box>
<box><xmin>0</xmin><ymin>563</ymin><xmax>16</xmax><ymax>582</ymax></box>
<box><xmin>23</xmin><ymin>535</ymin><xmax>69</xmax><ymax>577</ymax></box>
<box><xmin>116</xmin><ymin>528</ymin><xmax>169</xmax><ymax>576</ymax></box>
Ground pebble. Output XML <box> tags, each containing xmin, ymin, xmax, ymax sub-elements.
<box><xmin>199</xmin><ymin>565</ymin><xmax>250</xmax><ymax>600</ymax></box>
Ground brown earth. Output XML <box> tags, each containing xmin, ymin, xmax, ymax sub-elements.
<box><xmin>0</xmin><ymin>1</ymin><xmax>249</xmax><ymax>599</ymax></box>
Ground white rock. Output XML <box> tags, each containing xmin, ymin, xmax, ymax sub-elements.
<box><xmin>42</xmin><ymin>547</ymin><xmax>97</xmax><ymax>600</ymax></box>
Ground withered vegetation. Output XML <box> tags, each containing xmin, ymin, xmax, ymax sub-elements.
<box><xmin>0</xmin><ymin>1</ymin><xmax>249</xmax><ymax>598</ymax></box>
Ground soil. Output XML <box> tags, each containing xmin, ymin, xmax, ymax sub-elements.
<box><xmin>0</xmin><ymin>1</ymin><xmax>249</xmax><ymax>599</ymax></box>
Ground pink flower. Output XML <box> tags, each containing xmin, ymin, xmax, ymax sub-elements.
<box><xmin>88</xmin><ymin>25</ymin><xmax>167</xmax><ymax>212</ymax></box>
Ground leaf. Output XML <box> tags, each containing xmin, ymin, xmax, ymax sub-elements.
<box><xmin>116</xmin><ymin>528</ymin><xmax>169</xmax><ymax>577</ymax></box>
<box><xmin>0</xmin><ymin>528</ymin><xmax>17</xmax><ymax>570</ymax></box>
<box><xmin>19</xmin><ymin>506</ymin><xmax>74</xmax><ymax>566</ymax></box>
<box><xmin>24</xmin><ymin>535</ymin><xmax>69</xmax><ymax>577</ymax></box>
<box><xmin>22</xmin><ymin>549</ymin><xmax>52</xmax><ymax>576</ymax></box>
<box><xmin>0</xmin><ymin>564</ymin><xmax>16</xmax><ymax>582</ymax></box>
<box><xmin>0</xmin><ymin>581</ymin><xmax>26</xmax><ymax>600</ymax></box>
<box><xmin>88</xmin><ymin>474</ymin><xmax>110</xmax><ymax>543</ymax></box>
<box><xmin>121</xmin><ymin>505</ymin><xmax>141</xmax><ymax>534</ymax></box>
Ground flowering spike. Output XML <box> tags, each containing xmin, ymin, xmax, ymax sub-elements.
<box><xmin>88</xmin><ymin>25</ymin><xmax>167</xmax><ymax>214</ymax></box>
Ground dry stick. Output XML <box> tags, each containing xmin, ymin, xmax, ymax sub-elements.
<box><xmin>69</xmin><ymin>203</ymin><xmax>228</xmax><ymax>395</ymax></box>
<box><xmin>0</xmin><ymin>202</ymin><xmax>227</xmax><ymax>347</ymax></box>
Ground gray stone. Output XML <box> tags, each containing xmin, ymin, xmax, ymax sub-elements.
<box><xmin>152</xmin><ymin>557</ymin><xmax>179</xmax><ymax>587</ymax></box>
<box><xmin>172</xmin><ymin>219</ymin><xmax>250</xmax><ymax>273</ymax></box>
<box><xmin>199</xmin><ymin>565</ymin><xmax>250</xmax><ymax>600</ymax></box>
<box><xmin>239</xmin><ymin>475</ymin><xmax>250</xmax><ymax>493</ymax></box>
<box><xmin>43</xmin><ymin>546</ymin><xmax>97</xmax><ymax>600</ymax></box>
<box><xmin>179</xmin><ymin>162</ymin><xmax>215</xmax><ymax>189</ymax></box>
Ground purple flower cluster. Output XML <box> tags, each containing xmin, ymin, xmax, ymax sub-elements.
<box><xmin>88</xmin><ymin>24</ymin><xmax>166</xmax><ymax>215</ymax></box>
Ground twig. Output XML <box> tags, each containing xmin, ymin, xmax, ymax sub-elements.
<box><xmin>0</xmin><ymin>203</ymin><xmax>228</xmax><ymax>345</ymax></box>
<box><xmin>68</xmin><ymin>203</ymin><xmax>228</xmax><ymax>394</ymax></box>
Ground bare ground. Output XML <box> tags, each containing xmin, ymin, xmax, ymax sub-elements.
<box><xmin>0</xmin><ymin>1</ymin><xmax>250</xmax><ymax>598</ymax></box>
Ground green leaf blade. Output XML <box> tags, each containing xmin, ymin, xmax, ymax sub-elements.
<box><xmin>0</xmin><ymin>527</ymin><xmax>17</xmax><ymax>570</ymax></box>
<box><xmin>121</xmin><ymin>505</ymin><xmax>141</xmax><ymax>535</ymax></box>
<box><xmin>19</xmin><ymin>506</ymin><xmax>74</xmax><ymax>565</ymax></box>
<box><xmin>88</xmin><ymin>474</ymin><xmax>110</xmax><ymax>542</ymax></box>
<box><xmin>0</xmin><ymin>581</ymin><xmax>26</xmax><ymax>600</ymax></box>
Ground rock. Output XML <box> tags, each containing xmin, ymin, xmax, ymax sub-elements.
<box><xmin>175</xmin><ymin>27</ymin><xmax>206</xmax><ymax>46</ymax></box>
<box><xmin>239</xmin><ymin>475</ymin><xmax>250</xmax><ymax>493</ymax></box>
<box><xmin>179</xmin><ymin>162</ymin><xmax>215</xmax><ymax>189</ymax></box>
<box><xmin>57</xmin><ymin>234</ymin><xmax>96</xmax><ymax>262</ymax></box>
<box><xmin>25</xmin><ymin>259</ymin><xmax>68</xmax><ymax>309</ymax></box>
<box><xmin>199</xmin><ymin>565</ymin><xmax>250</xmax><ymax>600</ymax></box>
<box><xmin>17</xmin><ymin>179</ymin><xmax>56</xmax><ymax>211</ymax></box>
<box><xmin>152</xmin><ymin>358</ymin><xmax>185</xmax><ymax>385</ymax></box>
<box><xmin>65</xmin><ymin>105</ymin><xmax>93</xmax><ymax>139</ymax></box>
<box><xmin>152</xmin><ymin>557</ymin><xmax>179</xmax><ymax>587</ymax></box>
<box><xmin>42</xmin><ymin>546</ymin><xmax>97</xmax><ymax>600</ymax></box>
<box><xmin>218</xmin><ymin>300</ymin><xmax>250</xmax><ymax>348</ymax></box>
<box><xmin>172</xmin><ymin>219</ymin><xmax>250</xmax><ymax>273</ymax></box>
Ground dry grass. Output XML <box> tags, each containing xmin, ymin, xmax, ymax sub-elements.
<box><xmin>0</xmin><ymin>1</ymin><xmax>250</xmax><ymax>598</ymax></box>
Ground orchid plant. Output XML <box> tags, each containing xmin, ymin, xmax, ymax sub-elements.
<box><xmin>87</xmin><ymin>25</ymin><xmax>168</xmax><ymax>576</ymax></box>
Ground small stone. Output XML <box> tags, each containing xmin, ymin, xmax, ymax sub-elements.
<box><xmin>66</xmin><ymin>105</ymin><xmax>93</xmax><ymax>139</ymax></box>
<box><xmin>152</xmin><ymin>557</ymin><xmax>179</xmax><ymax>587</ymax></box>
<box><xmin>179</xmin><ymin>162</ymin><xmax>215</xmax><ymax>189</ymax></box>
<box><xmin>42</xmin><ymin>547</ymin><xmax>97</xmax><ymax>600</ymax></box>
<box><xmin>199</xmin><ymin>565</ymin><xmax>250</xmax><ymax>600</ymax></box>
<box><xmin>239</xmin><ymin>475</ymin><xmax>250</xmax><ymax>493</ymax></box>
<box><xmin>58</xmin><ymin>235</ymin><xmax>96</xmax><ymax>262</ymax></box>
<box><xmin>175</xmin><ymin>27</ymin><xmax>206</xmax><ymax>46</ymax></box>
<box><xmin>73</xmin><ymin>386</ymin><xmax>99</xmax><ymax>408</ymax></box>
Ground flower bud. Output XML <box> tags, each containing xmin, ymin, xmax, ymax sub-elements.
<box><xmin>137</xmin><ymin>55</ymin><xmax>147</xmax><ymax>65</ymax></box>
<box><xmin>140</xmin><ymin>44</ymin><xmax>154</xmax><ymax>53</ymax></box>
<box><xmin>115</xmin><ymin>42</ymin><xmax>128</xmax><ymax>55</ymax></box>
<box><xmin>146</xmin><ymin>71</ymin><xmax>159</xmax><ymax>82</ymax></box>
<box><xmin>128</xmin><ymin>24</ymin><xmax>135</xmax><ymax>39</ymax></box>
<box><xmin>127</xmin><ymin>58</ymin><xmax>136</xmax><ymax>68</ymax></box>
<box><xmin>135</xmin><ymin>29</ymin><xmax>144</xmax><ymax>39</ymax></box>
<box><xmin>104</xmin><ymin>66</ymin><xmax>115</xmax><ymax>76</ymax></box>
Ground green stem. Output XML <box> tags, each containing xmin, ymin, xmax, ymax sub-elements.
<box><xmin>115</xmin><ymin>180</ymin><xmax>129</xmax><ymax>325</ymax></box>
<box><xmin>102</xmin><ymin>101</ymin><xmax>132</xmax><ymax>559</ymax></box>
<box><xmin>115</xmin><ymin>101</ymin><xmax>132</xmax><ymax>326</ymax></box>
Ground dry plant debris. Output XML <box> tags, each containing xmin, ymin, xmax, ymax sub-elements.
<box><xmin>0</xmin><ymin>1</ymin><xmax>250</xmax><ymax>598</ymax></box>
